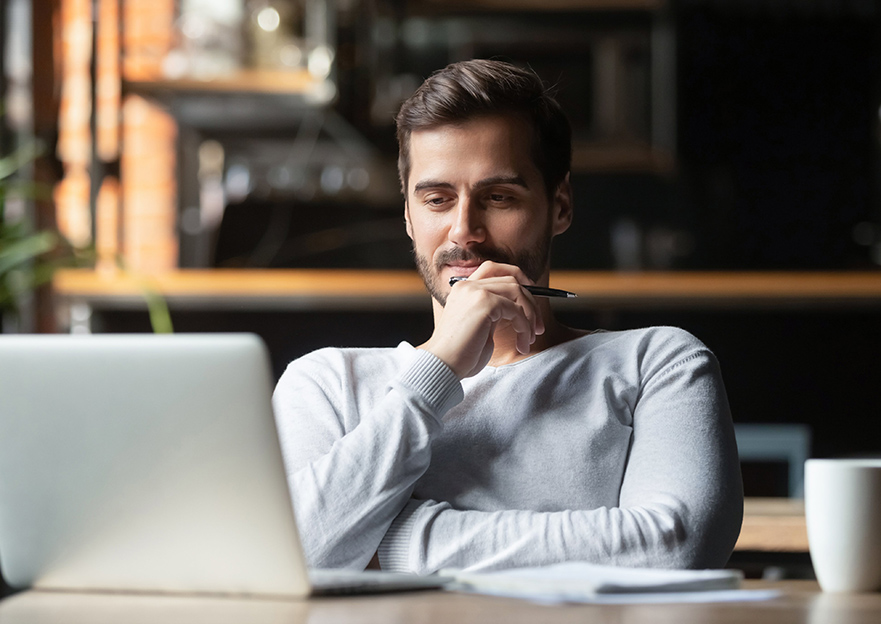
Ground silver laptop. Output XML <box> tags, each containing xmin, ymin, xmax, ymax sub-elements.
<box><xmin>0</xmin><ymin>333</ymin><xmax>447</xmax><ymax>597</ymax></box>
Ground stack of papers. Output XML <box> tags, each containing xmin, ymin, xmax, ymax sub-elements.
<box><xmin>445</xmin><ymin>562</ymin><xmax>778</xmax><ymax>605</ymax></box>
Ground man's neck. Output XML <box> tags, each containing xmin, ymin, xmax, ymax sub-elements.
<box><xmin>486</xmin><ymin>300</ymin><xmax>577</xmax><ymax>367</ymax></box>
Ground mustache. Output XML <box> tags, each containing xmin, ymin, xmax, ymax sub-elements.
<box><xmin>433</xmin><ymin>246</ymin><xmax>515</xmax><ymax>271</ymax></box>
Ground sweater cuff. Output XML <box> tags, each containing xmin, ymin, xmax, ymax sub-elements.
<box><xmin>394</xmin><ymin>349</ymin><xmax>463</xmax><ymax>423</ymax></box>
<box><xmin>377</xmin><ymin>498</ymin><xmax>423</xmax><ymax>572</ymax></box>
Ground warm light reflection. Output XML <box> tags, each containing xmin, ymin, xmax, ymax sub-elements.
<box><xmin>95</xmin><ymin>0</ymin><xmax>120</xmax><ymax>161</ymax></box>
<box><xmin>307</xmin><ymin>45</ymin><xmax>334</xmax><ymax>78</ymax></box>
<box><xmin>257</xmin><ymin>7</ymin><xmax>281</xmax><ymax>32</ymax></box>
<box><xmin>121</xmin><ymin>95</ymin><xmax>178</xmax><ymax>271</ymax></box>
<box><xmin>56</xmin><ymin>0</ymin><xmax>92</xmax><ymax>248</ymax></box>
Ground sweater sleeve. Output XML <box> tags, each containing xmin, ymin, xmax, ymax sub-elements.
<box><xmin>378</xmin><ymin>347</ymin><xmax>743</xmax><ymax>574</ymax></box>
<box><xmin>272</xmin><ymin>348</ymin><xmax>463</xmax><ymax>570</ymax></box>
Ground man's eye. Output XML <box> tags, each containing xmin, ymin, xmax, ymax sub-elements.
<box><xmin>422</xmin><ymin>195</ymin><xmax>450</xmax><ymax>208</ymax></box>
<box><xmin>487</xmin><ymin>193</ymin><xmax>512</xmax><ymax>204</ymax></box>
<box><xmin>422</xmin><ymin>196</ymin><xmax>449</xmax><ymax>210</ymax></box>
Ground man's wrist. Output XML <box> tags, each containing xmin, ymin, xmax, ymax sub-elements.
<box><xmin>378</xmin><ymin>498</ymin><xmax>424</xmax><ymax>572</ymax></box>
<box><xmin>398</xmin><ymin>349</ymin><xmax>464</xmax><ymax>419</ymax></box>
<box><xmin>418</xmin><ymin>342</ymin><xmax>463</xmax><ymax>380</ymax></box>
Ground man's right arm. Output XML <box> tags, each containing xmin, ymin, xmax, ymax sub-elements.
<box><xmin>272</xmin><ymin>262</ymin><xmax>540</xmax><ymax>569</ymax></box>
<box><xmin>272</xmin><ymin>347</ymin><xmax>462</xmax><ymax>570</ymax></box>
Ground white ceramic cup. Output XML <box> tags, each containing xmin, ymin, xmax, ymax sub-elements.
<box><xmin>805</xmin><ymin>458</ymin><xmax>881</xmax><ymax>593</ymax></box>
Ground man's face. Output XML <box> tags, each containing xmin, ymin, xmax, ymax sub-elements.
<box><xmin>404</xmin><ymin>114</ymin><xmax>571</xmax><ymax>306</ymax></box>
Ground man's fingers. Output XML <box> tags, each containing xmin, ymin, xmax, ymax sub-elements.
<box><xmin>469</xmin><ymin>262</ymin><xmax>547</xmax><ymax>335</ymax></box>
<box><xmin>451</xmin><ymin>283</ymin><xmax>536</xmax><ymax>345</ymax></box>
<box><xmin>451</xmin><ymin>276</ymin><xmax>541</xmax><ymax>338</ymax></box>
<box><xmin>485</xmin><ymin>295</ymin><xmax>537</xmax><ymax>351</ymax></box>
<box><xmin>469</xmin><ymin>260</ymin><xmax>533</xmax><ymax>285</ymax></box>
<box><xmin>427</xmin><ymin>260</ymin><xmax>548</xmax><ymax>378</ymax></box>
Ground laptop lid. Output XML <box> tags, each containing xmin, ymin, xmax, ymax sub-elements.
<box><xmin>0</xmin><ymin>333</ymin><xmax>311</xmax><ymax>597</ymax></box>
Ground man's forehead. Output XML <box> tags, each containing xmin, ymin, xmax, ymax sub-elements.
<box><xmin>407</xmin><ymin>117</ymin><xmax>539</xmax><ymax>190</ymax></box>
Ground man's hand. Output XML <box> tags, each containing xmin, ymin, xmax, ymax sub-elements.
<box><xmin>420</xmin><ymin>262</ymin><xmax>545</xmax><ymax>379</ymax></box>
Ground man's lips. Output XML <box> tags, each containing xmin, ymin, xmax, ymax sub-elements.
<box><xmin>444</xmin><ymin>263</ymin><xmax>480</xmax><ymax>278</ymax></box>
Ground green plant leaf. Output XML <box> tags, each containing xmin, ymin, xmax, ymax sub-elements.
<box><xmin>0</xmin><ymin>231</ymin><xmax>58</xmax><ymax>276</ymax></box>
<box><xmin>143</xmin><ymin>287</ymin><xmax>174</xmax><ymax>334</ymax></box>
<box><xmin>0</xmin><ymin>179</ymin><xmax>53</xmax><ymax>202</ymax></box>
<box><xmin>0</xmin><ymin>141</ymin><xmax>44</xmax><ymax>180</ymax></box>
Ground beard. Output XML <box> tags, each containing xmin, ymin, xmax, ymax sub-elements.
<box><xmin>413</xmin><ymin>236</ymin><xmax>551</xmax><ymax>307</ymax></box>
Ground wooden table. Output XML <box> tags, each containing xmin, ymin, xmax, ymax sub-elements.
<box><xmin>736</xmin><ymin>498</ymin><xmax>808</xmax><ymax>552</ymax></box>
<box><xmin>1</xmin><ymin>581</ymin><xmax>879</xmax><ymax>624</ymax></box>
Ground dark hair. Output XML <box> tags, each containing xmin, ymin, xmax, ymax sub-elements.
<box><xmin>396</xmin><ymin>59</ymin><xmax>572</xmax><ymax>198</ymax></box>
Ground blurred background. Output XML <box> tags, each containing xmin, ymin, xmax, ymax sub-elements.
<box><xmin>2</xmin><ymin>0</ymin><xmax>881</xmax><ymax>576</ymax></box>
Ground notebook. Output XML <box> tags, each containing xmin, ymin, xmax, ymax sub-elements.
<box><xmin>0</xmin><ymin>333</ymin><xmax>447</xmax><ymax>597</ymax></box>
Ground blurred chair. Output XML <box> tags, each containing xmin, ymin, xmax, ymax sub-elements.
<box><xmin>734</xmin><ymin>424</ymin><xmax>812</xmax><ymax>498</ymax></box>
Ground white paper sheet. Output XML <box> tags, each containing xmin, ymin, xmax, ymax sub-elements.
<box><xmin>451</xmin><ymin>586</ymin><xmax>782</xmax><ymax>605</ymax></box>
<box><xmin>444</xmin><ymin>562</ymin><xmax>781</xmax><ymax>605</ymax></box>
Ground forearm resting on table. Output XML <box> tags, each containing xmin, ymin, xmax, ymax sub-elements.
<box><xmin>378</xmin><ymin>496</ymin><xmax>740</xmax><ymax>574</ymax></box>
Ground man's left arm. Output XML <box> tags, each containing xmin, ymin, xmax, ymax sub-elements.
<box><xmin>377</xmin><ymin>348</ymin><xmax>743</xmax><ymax>574</ymax></box>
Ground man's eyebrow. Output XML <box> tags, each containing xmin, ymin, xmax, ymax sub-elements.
<box><xmin>474</xmin><ymin>175</ymin><xmax>529</xmax><ymax>190</ymax></box>
<box><xmin>412</xmin><ymin>175</ymin><xmax>529</xmax><ymax>194</ymax></box>
<box><xmin>413</xmin><ymin>180</ymin><xmax>454</xmax><ymax>193</ymax></box>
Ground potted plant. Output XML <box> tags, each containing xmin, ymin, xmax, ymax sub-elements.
<box><xmin>0</xmin><ymin>139</ymin><xmax>57</xmax><ymax>329</ymax></box>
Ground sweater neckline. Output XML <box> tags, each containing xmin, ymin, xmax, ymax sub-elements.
<box><xmin>399</xmin><ymin>328</ymin><xmax>607</xmax><ymax>374</ymax></box>
<box><xmin>482</xmin><ymin>328</ymin><xmax>607</xmax><ymax>372</ymax></box>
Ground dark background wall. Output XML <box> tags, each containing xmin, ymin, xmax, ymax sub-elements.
<box><xmin>676</xmin><ymin>5</ymin><xmax>881</xmax><ymax>270</ymax></box>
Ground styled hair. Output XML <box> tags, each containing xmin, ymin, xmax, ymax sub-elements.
<box><xmin>396</xmin><ymin>59</ymin><xmax>572</xmax><ymax>198</ymax></box>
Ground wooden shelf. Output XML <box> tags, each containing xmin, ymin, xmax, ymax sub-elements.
<box><xmin>124</xmin><ymin>69</ymin><xmax>322</xmax><ymax>96</ymax></box>
<box><xmin>52</xmin><ymin>269</ymin><xmax>881</xmax><ymax>312</ymax></box>
<box><xmin>552</xmin><ymin>270</ymin><xmax>881</xmax><ymax>308</ymax></box>
<box><xmin>53</xmin><ymin>269</ymin><xmax>431</xmax><ymax>311</ymax></box>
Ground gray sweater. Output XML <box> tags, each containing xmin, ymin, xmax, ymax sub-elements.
<box><xmin>272</xmin><ymin>326</ymin><xmax>743</xmax><ymax>574</ymax></box>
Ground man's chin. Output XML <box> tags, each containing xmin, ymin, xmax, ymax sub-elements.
<box><xmin>424</xmin><ymin>278</ymin><xmax>449</xmax><ymax>307</ymax></box>
<box><xmin>412</xmin><ymin>252</ymin><xmax>448</xmax><ymax>306</ymax></box>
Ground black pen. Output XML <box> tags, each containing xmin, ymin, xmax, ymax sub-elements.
<box><xmin>449</xmin><ymin>276</ymin><xmax>577</xmax><ymax>298</ymax></box>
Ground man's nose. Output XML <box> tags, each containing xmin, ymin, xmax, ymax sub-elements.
<box><xmin>448</xmin><ymin>198</ymin><xmax>486</xmax><ymax>246</ymax></box>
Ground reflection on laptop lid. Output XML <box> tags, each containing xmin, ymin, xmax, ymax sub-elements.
<box><xmin>0</xmin><ymin>333</ymin><xmax>446</xmax><ymax>597</ymax></box>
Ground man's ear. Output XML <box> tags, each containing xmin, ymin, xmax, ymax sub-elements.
<box><xmin>551</xmin><ymin>173</ymin><xmax>573</xmax><ymax>236</ymax></box>
<box><xmin>404</xmin><ymin>201</ymin><xmax>414</xmax><ymax>239</ymax></box>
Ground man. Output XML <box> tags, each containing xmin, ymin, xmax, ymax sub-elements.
<box><xmin>273</xmin><ymin>59</ymin><xmax>743</xmax><ymax>574</ymax></box>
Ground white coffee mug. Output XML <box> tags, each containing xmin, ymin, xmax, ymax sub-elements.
<box><xmin>805</xmin><ymin>458</ymin><xmax>881</xmax><ymax>593</ymax></box>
